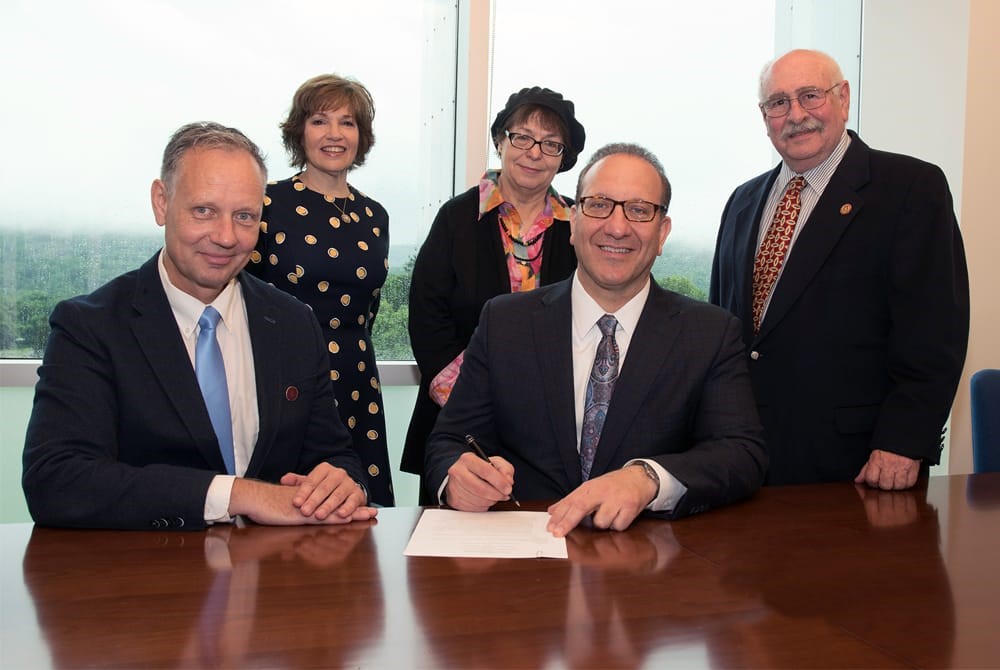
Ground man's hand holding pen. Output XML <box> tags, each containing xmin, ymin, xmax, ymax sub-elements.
<box><xmin>444</xmin><ymin>451</ymin><xmax>517</xmax><ymax>512</ymax></box>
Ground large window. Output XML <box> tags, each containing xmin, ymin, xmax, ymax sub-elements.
<box><xmin>1</xmin><ymin>0</ymin><xmax>862</xmax><ymax>362</ymax></box>
<box><xmin>0</xmin><ymin>0</ymin><xmax>457</xmax><ymax>360</ymax></box>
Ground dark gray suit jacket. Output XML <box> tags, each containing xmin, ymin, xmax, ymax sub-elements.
<box><xmin>710</xmin><ymin>132</ymin><xmax>969</xmax><ymax>484</ymax></box>
<box><xmin>22</xmin><ymin>252</ymin><xmax>365</xmax><ymax>529</ymax></box>
<box><xmin>425</xmin><ymin>278</ymin><xmax>767</xmax><ymax>519</ymax></box>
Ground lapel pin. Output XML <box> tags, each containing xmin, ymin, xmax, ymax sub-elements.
<box><xmin>840</xmin><ymin>203</ymin><xmax>853</xmax><ymax>215</ymax></box>
<box><xmin>285</xmin><ymin>386</ymin><xmax>299</xmax><ymax>401</ymax></box>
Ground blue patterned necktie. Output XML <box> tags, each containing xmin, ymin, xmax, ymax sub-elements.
<box><xmin>580</xmin><ymin>314</ymin><xmax>619</xmax><ymax>481</ymax></box>
<box><xmin>196</xmin><ymin>306</ymin><xmax>235</xmax><ymax>475</ymax></box>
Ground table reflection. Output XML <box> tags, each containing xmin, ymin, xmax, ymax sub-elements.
<box><xmin>561</xmin><ymin>523</ymin><xmax>683</xmax><ymax>668</ymax></box>
<box><xmin>23</xmin><ymin>522</ymin><xmax>382</xmax><ymax>668</ymax></box>
<box><xmin>407</xmin><ymin>518</ymin><xmax>762</xmax><ymax>669</ymax></box>
<box><xmin>701</xmin><ymin>483</ymin><xmax>955</xmax><ymax>668</ymax></box>
<box><xmin>966</xmin><ymin>472</ymin><xmax>1000</xmax><ymax>508</ymax></box>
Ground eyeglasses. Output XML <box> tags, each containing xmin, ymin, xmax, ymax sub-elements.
<box><xmin>505</xmin><ymin>130</ymin><xmax>566</xmax><ymax>157</ymax></box>
<box><xmin>759</xmin><ymin>81</ymin><xmax>845</xmax><ymax>118</ymax></box>
<box><xmin>578</xmin><ymin>196</ymin><xmax>665</xmax><ymax>223</ymax></box>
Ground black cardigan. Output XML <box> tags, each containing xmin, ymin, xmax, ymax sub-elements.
<box><xmin>401</xmin><ymin>185</ymin><xmax>577</xmax><ymax>498</ymax></box>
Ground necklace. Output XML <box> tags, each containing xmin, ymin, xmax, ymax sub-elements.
<box><xmin>499</xmin><ymin>219</ymin><xmax>545</xmax><ymax>247</ymax></box>
<box><xmin>298</xmin><ymin>173</ymin><xmax>353</xmax><ymax>223</ymax></box>
<box><xmin>499</xmin><ymin>219</ymin><xmax>544</xmax><ymax>264</ymax></box>
<box><xmin>325</xmin><ymin>191</ymin><xmax>354</xmax><ymax>223</ymax></box>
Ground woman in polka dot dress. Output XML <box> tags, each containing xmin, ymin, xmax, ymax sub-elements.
<box><xmin>247</xmin><ymin>73</ymin><xmax>394</xmax><ymax>505</ymax></box>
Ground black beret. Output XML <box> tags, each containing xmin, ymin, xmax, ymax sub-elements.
<box><xmin>490</xmin><ymin>86</ymin><xmax>586</xmax><ymax>172</ymax></box>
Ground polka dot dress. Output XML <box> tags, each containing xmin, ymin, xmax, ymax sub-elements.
<box><xmin>247</xmin><ymin>174</ymin><xmax>394</xmax><ymax>505</ymax></box>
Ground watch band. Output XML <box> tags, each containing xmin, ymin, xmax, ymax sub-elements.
<box><xmin>628</xmin><ymin>460</ymin><xmax>660</xmax><ymax>506</ymax></box>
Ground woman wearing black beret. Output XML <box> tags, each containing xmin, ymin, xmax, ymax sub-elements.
<box><xmin>402</xmin><ymin>87</ymin><xmax>586</xmax><ymax>503</ymax></box>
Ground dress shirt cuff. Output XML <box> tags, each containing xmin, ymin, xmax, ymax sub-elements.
<box><xmin>205</xmin><ymin>474</ymin><xmax>237</xmax><ymax>524</ymax></box>
<box><xmin>625</xmin><ymin>459</ymin><xmax>687</xmax><ymax>513</ymax></box>
<box><xmin>436</xmin><ymin>475</ymin><xmax>449</xmax><ymax>505</ymax></box>
<box><xmin>355</xmin><ymin>479</ymin><xmax>371</xmax><ymax>506</ymax></box>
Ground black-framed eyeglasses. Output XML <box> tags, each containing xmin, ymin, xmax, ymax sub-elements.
<box><xmin>505</xmin><ymin>130</ymin><xmax>565</xmax><ymax>157</ymax></box>
<box><xmin>578</xmin><ymin>196</ymin><xmax>665</xmax><ymax>223</ymax></box>
<box><xmin>759</xmin><ymin>81</ymin><xmax>845</xmax><ymax>118</ymax></box>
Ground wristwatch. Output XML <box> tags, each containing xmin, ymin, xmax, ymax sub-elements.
<box><xmin>628</xmin><ymin>460</ymin><xmax>660</xmax><ymax>505</ymax></box>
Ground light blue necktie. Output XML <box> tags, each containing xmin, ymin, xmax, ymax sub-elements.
<box><xmin>580</xmin><ymin>314</ymin><xmax>619</xmax><ymax>481</ymax></box>
<box><xmin>196</xmin><ymin>306</ymin><xmax>235</xmax><ymax>475</ymax></box>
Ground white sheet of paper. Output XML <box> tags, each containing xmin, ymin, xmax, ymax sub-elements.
<box><xmin>403</xmin><ymin>509</ymin><xmax>568</xmax><ymax>559</ymax></box>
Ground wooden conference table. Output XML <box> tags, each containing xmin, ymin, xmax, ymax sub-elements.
<box><xmin>2</xmin><ymin>473</ymin><xmax>999</xmax><ymax>668</ymax></box>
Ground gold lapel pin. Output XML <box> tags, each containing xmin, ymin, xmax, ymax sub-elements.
<box><xmin>840</xmin><ymin>203</ymin><xmax>853</xmax><ymax>215</ymax></box>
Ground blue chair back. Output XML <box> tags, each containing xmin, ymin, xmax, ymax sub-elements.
<box><xmin>971</xmin><ymin>369</ymin><xmax>1000</xmax><ymax>473</ymax></box>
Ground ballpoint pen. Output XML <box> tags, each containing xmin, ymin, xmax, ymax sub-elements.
<box><xmin>464</xmin><ymin>434</ymin><xmax>520</xmax><ymax>507</ymax></box>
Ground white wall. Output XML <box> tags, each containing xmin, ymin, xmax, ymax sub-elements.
<box><xmin>860</xmin><ymin>0</ymin><xmax>971</xmax><ymax>474</ymax></box>
<box><xmin>951</xmin><ymin>0</ymin><xmax>1000</xmax><ymax>475</ymax></box>
<box><xmin>860</xmin><ymin>0</ymin><xmax>998</xmax><ymax>475</ymax></box>
<box><xmin>859</xmin><ymin>0</ymin><xmax>969</xmax><ymax>211</ymax></box>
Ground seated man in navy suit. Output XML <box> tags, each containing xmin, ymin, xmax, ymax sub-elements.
<box><xmin>22</xmin><ymin>122</ymin><xmax>377</xmax><ymax>530</ymax></box>
<box><xmin>425</xmin><ymin>143</ymin><xmax>767</xmax><ymax>536</ymax></box>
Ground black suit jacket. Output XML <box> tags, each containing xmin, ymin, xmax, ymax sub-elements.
<box><xmin>22</xmin><ymin>252</ymin><xmax>365</xmax><ymax>530</ymax></box>
<box><xmin>402</xmin><ymin>185</ymin><xmax>577</xmax><ymax>481</ymax></box>
<box><xmin>710</xmin><ymin>132</ymin><xmax>969</xmax><ymax>484</ymax></box>
<box><xmin>425</xmin><ymin>278</ymin><xmax>767</xmax><ymax>518</ymax></box>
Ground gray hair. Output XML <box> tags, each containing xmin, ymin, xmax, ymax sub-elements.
<box><xmin>160</xmin><ymin>122</ymin><xmax>267</xmax><ymax>189</ymax></box>
<box><xmin>758</xmin><ymin>49</ymin><xmax>845</xmax><ymax>101</ymax></box>
<box><xmin>575</xmin><ymin>142</ymin><xmax>672</xmax><ymax>210</ymax></box>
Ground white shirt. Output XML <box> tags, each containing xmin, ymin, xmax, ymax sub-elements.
<box><xmin>157</xmin><ymin>252</ymin><xmax>259</xmax><ymax>522</ymax></box>
<box><xmin>754</xmin><ymin>130</ymin><xmax>852</xmax><ymax>320</ymax></box>
<box><xmin>570</xmin><ymin>272</ymin><xmax>687</xmax><ymax>512</ymax></box>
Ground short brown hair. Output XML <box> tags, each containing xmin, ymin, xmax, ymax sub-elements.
<box><xmin>280</xmin><ymin>74</ymin><xmax>376</xmax><ymax>170</ymax></box>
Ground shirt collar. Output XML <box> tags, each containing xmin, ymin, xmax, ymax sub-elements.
<box><xmin>477</xmin><ymin>169</ymin><xmax>571</xmax><ymax>222</ymax></box>
<box><xmin>778</xmin><ymin>129</ymin><xmax>852</xmax><ymax>192</ymax></box>
<box><xmin>571</xmin><ymin>271</ymin><xmax>650</xmax><ymax>340</ymax></box>
<box><xmin>157</xmin><ymin>249</ymin><xmax>241</xmax><ymax>334</ymax></box>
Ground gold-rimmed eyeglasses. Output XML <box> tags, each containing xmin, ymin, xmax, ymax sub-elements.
<box><xmin>759</xmin><ymin>81</ymin><xmax>845</xmax><ymax>118</ymax></box>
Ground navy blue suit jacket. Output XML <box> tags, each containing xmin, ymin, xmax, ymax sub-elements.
<box><xmin>425</xmin><ymin>278</ymin><xmax>767</xmax><ymax>518</ymax></box>
<box><xmin>22</xmin><ymin>252</ymin><xmax>365</xmax><ymax>529</ymax></box>
<box><xmin>710</xmin><ymin>132</ymin><xmax>969</xmax><ymax>484</ymax></box>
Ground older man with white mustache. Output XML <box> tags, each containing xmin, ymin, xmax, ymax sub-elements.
<box><xmin>710</xmin><ymin>49</ymin><xmax>969</xmax><ymax>491</ymax></box>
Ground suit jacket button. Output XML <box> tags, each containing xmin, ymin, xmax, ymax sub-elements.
<box><xmin>173</xmin><ymin>517</ymin><xmax>185</xmax><ymax>528</ymax></box>
<box><xmin>151</xmin><ymin>518</ymin><xmax>166</xmax><ymax>529</ymax></box>
<box><xmin>750</xmin><ymin>351</ymin><xmax>760</xmax><ymax>360</ymax></box>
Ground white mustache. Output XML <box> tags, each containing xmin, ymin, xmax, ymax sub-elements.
<box><xmin>781</xmin><ymin>120</ymin><xmax>823</xmax><ymax>139</ymax></box>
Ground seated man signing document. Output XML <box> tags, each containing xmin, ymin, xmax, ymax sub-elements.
<box><xmin>425</xmin><ymin>143</ymin><xmax>767</xmax><ymax>536</ymax></box>
<box><xmin>22</xmin><ymin>122</ymin><xmax>376</xmax><ymax>530</ymax></box>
